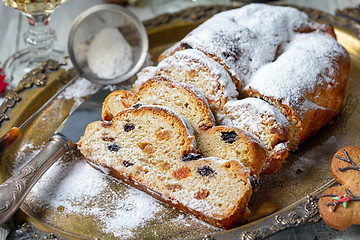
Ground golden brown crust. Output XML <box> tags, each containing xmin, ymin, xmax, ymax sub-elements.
<box><xmin>133</xmin><ymin>76</ymin><xmax>215</xmax><ymax>132</ymax></box>
<box><xmin>219</xmin><ymin>98</ymin><xmax>291</xmax><ymax>175</ymax></box>
<box><xmin>242</xmin><ymin>43</ymin><xmax>350</xmax><ymax>151</ymax></box>
<box><xmin>319</xmin><ymin>146</ymin><xmax>360</xmax><ymax>230</ymax></box>
<box><xmin>85</xmin><ymin>157</ymin><xmax>252</xmax><ymax>229</ymax></box>
<box><xmin>261</xmin><ymin>147</ymin><xmax>289</xmax><ymax>175</ymax></box>
<box><xmin>101</xmin><ymin>90</ymin><xmax>134</xmax><ymax>121</ymax></box>
<box><xmin>150</xmin><ymin>49</ymin><xmax>238</xmax><ymax>113</ymax></box>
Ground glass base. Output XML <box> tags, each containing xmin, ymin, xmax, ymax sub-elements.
<box><xmin>2</xmin><ymin>48</ymin><xmax>64</xmax><ymax>89</ymax></box>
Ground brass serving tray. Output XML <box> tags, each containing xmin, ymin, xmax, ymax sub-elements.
<box><xmin>1</xmin><ymin>4</ymin><xmax>360</xmax><ymax>240</ymax></box>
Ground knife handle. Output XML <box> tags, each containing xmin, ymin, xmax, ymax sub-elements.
<box><xmin>0</xmin><ymin>127</ymin><xmax>22</xmax><ymax>155</ymax></box>
<box><xmin>0</xmin><ymin>134</ymin><xmax>73</xmax><ymax>226</ymax></box>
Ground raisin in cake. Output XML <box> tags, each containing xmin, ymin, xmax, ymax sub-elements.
<box><xmin>79</xmin><ymin>105</ymin><xmax>196</xmax><ymax>166</ymax></box>
<box><xmin>78</xmin><ymin>105</ymin><xmax>253</xmax><ymax>229</ymax></box>
<box><xmin>133</xmin><ymin>49</ymin><xmax>238</xmax><ymax>112</ymax></box>
<box><xmin>218</xmin><ymin>98</ymin><xmax>291</xmax><ymax>174</ymax></box>
<box><xmin>197</xmin><ymin>126</ymin><xmax>266</xmax><ymax>177</ymax></box>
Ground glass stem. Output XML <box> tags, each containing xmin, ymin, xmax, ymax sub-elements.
<box><xmin>23</xmin><ymin>14</ymin><xmax>56</xmax><ymax>61</ymax></box>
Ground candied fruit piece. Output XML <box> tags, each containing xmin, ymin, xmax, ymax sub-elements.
<box><xmin>194</xmin><ymin>189</ymin><xmax>210</xmax><ymax>199</ymax></box>
<box><xmin>173</xmin><ymin>166</ymin><xmax>191</xmax><ymax>180</ymax></box>
<box><xmin>166</xmin><ymin>184</ymin><xmax>182</xmax><ymax>191</ymax></box>
<box><xmin>101</xmin><ymin>121</ymin><xmax>113</xmax><ymax>128</ymax></box>
<box><xmin>102</xmin><ymin>136</ymin><xmax>115</xmax><ymax>142</ymax></box>
<box><xmin>156</xmin><ymin>130</ymin><xmax>171</xmax><ymax>141</ymax></box>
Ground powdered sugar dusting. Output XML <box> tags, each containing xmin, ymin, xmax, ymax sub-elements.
<box><xmin>59</xmin><ymin>77</ymin><xmax>99</xmax><ymax>100</ymax></box>
<box><xmin>179</xmin><ymin>4</ymin><xmax>327</xmax><ymax>87</ymax></box>
<box><xmin>244</xmin><ymin>32</ymin><xmax>347</xmax><ymax>116</ymax></box>
<box><xmin>220</xmin><ymin>98</ymin><xmax>290</xmax><ymax>136</ymax></box>
<box><xmin>225</xmin><ymin>4</ymin><xmax>311</xmax><ymax>38</ymax></box>
<box><xmin>133</xmin><ymin>66</ymin><xmax>158</xmax><ymax>92</ymax></box>
<box><xmin>166</xmin><ymin>49</ymin><xmax>239</xmax><ymax>98</ymax></box>
<box><xmin>29</xmin><ymin>159</ymin><xmax>106</xmax><ymax>204</ymax></box>
<box><xmin>58</xmin><ymin>77</ymin><xmax>100</xmax><ymax>110</ymax></box>
<box><xmin>87</xmin><ymin>27</ymin><xmax>133</xmax><ymax>79</ymax></box>
<box><xmin>182</xmin><ymin>20</ymin><xmax>269</xmax><ymax>86</ymax></box>
<box><xmin>25</xmin><ymin>151</ymin><xmax>165</xmax><ymax>239</ymax></box>
<box><xmin>102</xmin><ymin>189</ymin><xmax>163</xmax><ymax>238</ymax></box>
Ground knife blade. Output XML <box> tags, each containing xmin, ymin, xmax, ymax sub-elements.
<box><xmin>0</xmin><ymin>72</ymin><xmax>79</xmax><ymax>155</ymax></box>
<box><xmin>0</xmin><ymin>86</ymin><xmax>111</xmax><ymax>225</ymax></box>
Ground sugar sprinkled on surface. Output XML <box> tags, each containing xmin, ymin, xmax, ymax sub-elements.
<box><xmin>57</xmin><ymin>77</ymin><xmax>100</xmax><ymax>111</ymax></box>
<box><xmin>163</xmin><ymin>49</ymin><xmax>239</xmax><ymax>98</ymax></box>
<box><xmin>219</xmin><ymin>98</ymin><xmax>291</xmax><ymax>152</ymax></box>
<box><xmin>220</xmin><ymin>98</ymin><xmax>290</xmax><ymax>136</ymax></box>
<box><xmin>25</xmin><ymin>150</ymin><xmax>166</xmax><ymax>239</ymax></box>
<box><xmin>87</xmin><ymin>27</ymin><xmax>133</xmax><ymax>79</ymax></box>
<box><xmin>13</xmin><ymin>142</ymin><xmax>40</xmax><ymax>173</ymax></box>
<box><xmin>102</xmin><ymin>188</ymin><xmax>163</xmax><ymax>238</ymax></box>
<box><xmin>12</xmin><ymin>74</ymin><xmax>168</xmax><ymax>238</ymax></box>
<box><xmin>244</xmin><ymin>32</ymin><xmax>347</xmax><ymax>113</ymax></box>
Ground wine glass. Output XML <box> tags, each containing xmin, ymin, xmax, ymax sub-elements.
<box><xmin>2</xmin><ymin>0</ymin><xmax>68</xmax><ymax>88</ymax></box>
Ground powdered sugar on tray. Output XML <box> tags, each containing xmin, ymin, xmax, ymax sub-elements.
<box><xmin>57</xmin><ymin>77</ymin><xmax>100</xmax><ymax>111</ymax></box>
<box><xmin>25</xmin><ymin>151</ymin><xmax>165</xmax><ymax>239</ymax></box>
<box><xmin>60</xmin><ymin>78</ymin><xmax>99</xmax><ymax>100</ymax></box>
<box><xmin>11</xmin><ymin>76</ymin><xmax>215</xmax><ymax>239</ymax></box>
<box><xmin>102</xmin><ymin>188</ymin><xmax>163</xmax><ymax>238</ymax></box>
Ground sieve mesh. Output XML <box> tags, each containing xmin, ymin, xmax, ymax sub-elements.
<box><xmin>67</xmin><ymin>4</ymin><xmax>148</xmax><ymax>84</ymax></box>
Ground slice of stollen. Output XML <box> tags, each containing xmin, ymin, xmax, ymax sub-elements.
<box><xmin>196</xmin><ymin>125</ymin><xmax>266</xmax><ymax>177</ymax></box>
<box><xmin>133</xmin><ymin>76</ymin><xmax>215</xmax><ymax>132</ymax></box>
<box><xmin>78</xmin><ymin>105</ymin><xmax>253</xmax><ymax>229</ymax></box>
<box><xmin>218</xmin><ymin>98</ymin><xmax>291</xmax><ymax>175</ymax></box>
<box><xmin>101</xmin><ymin>90</ymin><xmax>134</xmax><ymax>121</ymax></box>
<box><xmin>132</xmin><ymin>49</ymin><xmax>238</xmax><ymax>113</ymax></box>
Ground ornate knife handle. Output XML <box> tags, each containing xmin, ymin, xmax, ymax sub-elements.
<box><xmin>0</xmin><ymin>134</ymin><xmax>72</xmax><ymax>226</ymax></box>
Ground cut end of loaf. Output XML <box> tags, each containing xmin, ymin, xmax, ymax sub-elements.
<box><xmin>79</xmin><ymin>105</ymin><xmax>197</xmax><ymax>168</ymax></box>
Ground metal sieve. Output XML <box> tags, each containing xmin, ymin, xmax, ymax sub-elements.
<box><xmin>67</xmin><ymin>4</ymin><xmax>148</xmax><ymax>85</ymax></box>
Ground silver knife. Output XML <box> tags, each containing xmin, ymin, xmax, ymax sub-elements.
<box><xmin>0</xmin><ymin>72</ymin><xmax>79</xmax><ymax>155</ymax></box>
<box><xmin>0</xmin><ymin>86</ymin><xmax>111</xmax><ymax>225</ymax></box>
